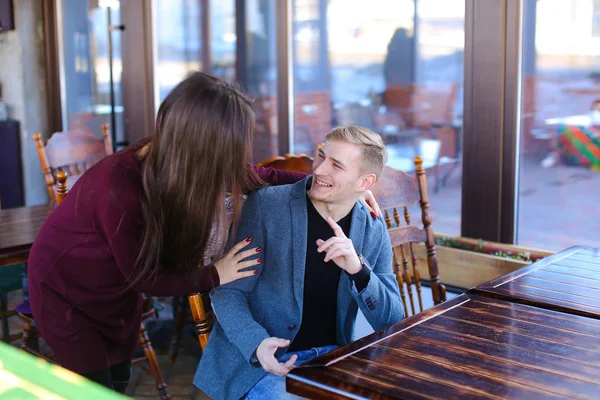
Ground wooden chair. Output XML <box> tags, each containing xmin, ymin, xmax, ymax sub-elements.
<box><xmin>256</xmin><ymin>153</ymin><xmax>314</xmax><ymax>174</ymax></box>
<box><xmin>373</xmin><ymin>159</ymin><xmax>446</xmax><ymax>318</ymax></box>
<box><xmin>18</xmin><ymin>171</ymin><xmax>171</xmax><ymax>399</ymax></box>
<box><xmin>183</xmin><ymin>247</ymin><xmax>233</xmax><ymax>355</ymax></box>
<box><xmin>186</xmin><ymin>271</ymin><xmax>215</xmax><ymax>354</ymax></box>
<box><xmin>33</xmin><ymin>124</ymin><xmax>113</xmax><ymax>204</ymax></box>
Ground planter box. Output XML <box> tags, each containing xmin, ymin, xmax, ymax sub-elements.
<box><xmin>412</xmin><ymin>234</ymin><xmax>554</xmax><ymax>290</ymax></box>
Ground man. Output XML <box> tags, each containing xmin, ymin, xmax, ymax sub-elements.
<box><xmin>194</xmin><ymin>126</ymin><xmax>404</xmax><ymax>400</ymax></box>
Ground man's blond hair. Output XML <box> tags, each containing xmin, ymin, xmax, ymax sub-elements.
<box><xmin>325</xmin><ymin>125</ymin><xmax>387</xmax><ymax>178</ymax></box>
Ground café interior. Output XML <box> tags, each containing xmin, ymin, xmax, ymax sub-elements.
<box><xmin>1</xmin><ymin>0</ymin><xmax>600</xmax><ymax>399</ymax></box>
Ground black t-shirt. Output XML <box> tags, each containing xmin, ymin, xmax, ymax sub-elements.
<box><xmin>288</xmin><ymin>196</ymin><xmax>356</xmax><ymax>351</ymax></box>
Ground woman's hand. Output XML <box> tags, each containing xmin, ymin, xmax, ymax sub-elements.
<box><xmin>214</xmin><ymin>238</ymin><xmax>262</xmax><ymax>285</ymax></box>
<box><xmin>360</xmin><ymin>190</ymin><xmax>382</xmax><ymax>218</ymax></box>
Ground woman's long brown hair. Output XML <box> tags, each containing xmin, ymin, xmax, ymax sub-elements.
<box><xmin>135</xmin><ymin>72</ymin><xmax>264</xmax><ymax>284</ymax></box>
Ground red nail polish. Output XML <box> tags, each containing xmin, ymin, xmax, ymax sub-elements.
<box><xmin>370</xmin><ymin>211</ymin><xmax>376</xmax><ymax>218</ymax></box>
<box><xmin>253</xmin><ymin>270</ymin><xmax>259</xmax><ymax>275</ymax></box>
<box><xmin>256</xmin><ymin>258</ymin><xmax>263</xmax><ymax>263</ymax></box>
<box><xmin>246</xmin><ymin>237</ymin><xmax>252</xmax><ymax>242</ymax></box>
<box><xmin>255</xmin><ymin>247</ymin><xmax>261</xmax><ymax>253</ymax></box>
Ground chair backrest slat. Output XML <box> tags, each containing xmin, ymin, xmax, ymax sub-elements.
<box><xmin>256</xmin><ymin>153</ymin><xmax>314</xmax><ymax>174</ymax></box>
<box><xmin>388</xmin><ymin>225</ymin><xmax>428</xmax><ymax>245</ymax></box>
<box><xmin>55</xmin><ymin>171</ymin><xmax>68</xmax><ymax>205</ymax></box>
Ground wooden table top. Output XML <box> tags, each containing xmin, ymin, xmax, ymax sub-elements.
<box><xmin>0</xmin><ymin>204</ymin><xmax>53</xmax><ymax>267</ymax></box>
<box><xmin>472</xmin><ymin>246</ymin><xmax>600</xmax><ymax>320</ymax></box>
<box><xmin>287</xmin><ymin>292</ymin><xmax>600</xmax><ymax>399</ymax></box>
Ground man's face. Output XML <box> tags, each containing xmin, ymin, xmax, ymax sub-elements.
<box><xmin>308</xmin><ymin>139</ymin><xmax>367</xmax><ymax>205</ymax></box>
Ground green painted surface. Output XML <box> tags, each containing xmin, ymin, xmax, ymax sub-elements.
<box><xmin>0</xmin><ymin>342</ymin><xmax>128</xmax><ymax>399</ymax></box>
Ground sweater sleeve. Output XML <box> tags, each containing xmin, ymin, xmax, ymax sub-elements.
<box><xmin>251</xmin><ymin>165</ymin><xmax>307</xmax><ymax>186</ymax></box>
<box><xmin>93</xmin><ymin>168</ymin><xmax>219</xmax><ymax>297</ymax></box>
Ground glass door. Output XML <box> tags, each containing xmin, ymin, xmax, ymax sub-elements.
<box><xmin>291</xmin><ymin>0</ymin><xmax>465</xmax><ymax>235</ymax></box>
<box><xmin>57</xmin><ymin>0</ymin><xmax>125</xmax><ymax>148</ymax></box>
<box><xmin>517</xmin><ymin>0</ymin><xmax>600</xmax><ymax>250</ymax></box>
<box><xmin>152</xmin><ymin>0</ymin><xmax>236</xmax><ymax>107</ymax></box>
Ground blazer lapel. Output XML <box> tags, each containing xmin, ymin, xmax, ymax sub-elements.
<box><xmin>337</xmin><ymin>203</ymin><xmax>367</xmax><ymax>341</ymax></box>
<box><xmin>348</xmin><ymin>203</ymin><xmax>366</xmax><ymax>255</ymax></box>
<box><xmin>290</xmin><ymin>178</ymin><xmax>310</xmax><ymax>310</ymax></box>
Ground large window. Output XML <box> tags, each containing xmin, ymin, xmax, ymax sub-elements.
<box><xmin>241</xmin><ymin>0</ymin><xmax>280</xmax><ymax>163</ymax></box>
<box><xmin>291</xmin><ymin>0</ymin><xmax>465</xmax><ymax>235</ymax></box>
<box><xmin>518</xmin><ymin>0</ymin><xmax>600</xmax><ymax>250</ymax></box>
<box><xmin>153</xmin><ymin>0</ymin><xmax>236</xmax><ymax>105</ymax></box>
<box><xmin>51</xmin><ymin>0</ymin><xmax>600</xmax><ymax>251</ymax></box>
<box><xmin>57</xmin><ymin>0</ymin><xmax>125</xmax><ymax>144</ymax></box>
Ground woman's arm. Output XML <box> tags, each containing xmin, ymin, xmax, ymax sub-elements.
<box><xmin>251</xmin><ymin>165</ymin><xmax>382</xmax><ymax>217</ymax></box>
<box><xmin>251</xmin><ymin>165</ymin><xmax>307</xmax><ymax>186</ymax></box>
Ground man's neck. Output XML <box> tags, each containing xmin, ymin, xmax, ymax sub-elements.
<box><xmin>308</xmin><ymin>194</ymin><xmax>357</xmax><ymax>222</ymax></box>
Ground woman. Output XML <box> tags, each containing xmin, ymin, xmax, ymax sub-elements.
<box><xmin>28</xmin><ymin>72</ymin><xmax>380</xmax><ymax>392</ymax></box>
<box><xmin>27</xmin><ymin>73</ymin><xmax>306</xmax><ymax>392</ymax></box>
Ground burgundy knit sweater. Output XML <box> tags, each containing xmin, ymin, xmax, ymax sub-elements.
<box><xmin>27</xmin><ymin>139</ymin><xmax>306</xmax><ymax>373</ymax></box>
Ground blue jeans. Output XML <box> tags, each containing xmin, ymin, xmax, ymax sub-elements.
<box><xmin>244</xmin><ymin>345</ymin><xmax>339</xmax><ymax>400</ymax></box>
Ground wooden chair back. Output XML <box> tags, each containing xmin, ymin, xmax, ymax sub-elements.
<box><xmin>256</xmin><ymin>153</ymin><xmax>314</xmax><ymax>174</ymax></box>
<box><xmin>34</xmin><ymin>124</ymin><xmax>113</xmax><ymax>203</ymax></box>
<box><xmin>373</xmin><ymin>159</ymin><xmax>446</xmax><ymax>318</ymax></box>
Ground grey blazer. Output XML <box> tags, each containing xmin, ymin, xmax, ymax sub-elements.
<box><xmin>193</xmin><ymin>176</ymin><xmax>404</xmax><ymax>400</ymax></box>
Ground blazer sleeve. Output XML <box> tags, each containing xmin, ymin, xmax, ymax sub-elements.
<box><xmin>93</xmin><ymin>173</ymin><xmax>218</xmax><ymax>297</ymax></box>
<box><xmin>209</xmin><ymin>190</ymin><xmax>270</xmax><ymax>364</ymax></box>
<box><xmin>251</xmin><ymin>165</ymin><xmax>307</xmax><ymax>186</ymax></box>
<box><xmin>346</xmin><ymin>225</ymin><xmax>404</xmax><ymax>331</ymax></box>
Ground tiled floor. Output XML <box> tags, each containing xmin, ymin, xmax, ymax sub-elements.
<box><xmin>2</xmin><ymin>287</ymin><xmax>458</xmax><ymax>399</ymax></box>
<box><xmin>125</xmin><ymin>353</ymin><xmax>208</xmax><ymax>400</ymax></box>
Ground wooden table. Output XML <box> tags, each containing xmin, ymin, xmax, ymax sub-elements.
<box><xmin>0</xmin><ymin>204</ymin><xmax>53</xmax><ymax>267</ymax></box>
<box><xmin>472</xmin><ymin>246</ymin><xmax>600</xmax><ymax>319</ymax></box>
<box><xmin>287</xmin><ymin>292</ymin><xmax>600</xmax><ymax>399</ymax></box>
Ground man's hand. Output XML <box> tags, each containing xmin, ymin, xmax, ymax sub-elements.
<box><xmin>316</xmin><ymin>216</ymin><xmax>362</xmax><ymax>274</ymax></box>
<box><xmin>256</xmin><ymin>338</ymin><xmax>298</xmax><ymax>376</ymax></box>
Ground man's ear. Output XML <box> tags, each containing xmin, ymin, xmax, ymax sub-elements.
<box><xmin>358</xmin><ymin>173</ymin><xmax>377</xmax><ymax>192</ymax></box>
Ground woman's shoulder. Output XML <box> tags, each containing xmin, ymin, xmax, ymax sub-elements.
<box><xmin>98</xmin><ymin>139</ymin><xmax>146</xmax><ymax>180</ymax></box>
<box><xmin>254</xmin><ymin>181</ymin><xmax>296</xmax><ymax>200</ymax></box>
<box><xmin>74</xmin><ymin>142</ymin><xmax>144</xmax><ymax>209</ymax></box>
